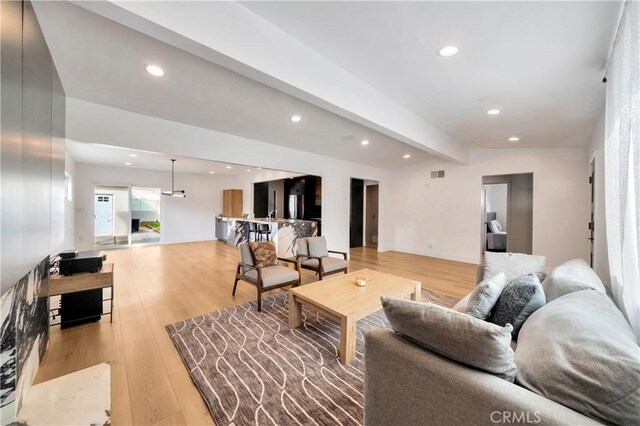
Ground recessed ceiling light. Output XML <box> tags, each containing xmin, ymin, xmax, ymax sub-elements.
<box><xmin>403</xmin><ymin>154</ymin><xmax>411</xmax><ymax>159</ymax></box>
<box><xmin>124</xmin><ymin>162</ymin><xmax>132</xmax><ymax>166</ymax></box>
<box><xmin>291</xmin><ymin>115</ymin><xmax>302</xmax><ymax>122</ymax></box>
<box><xmin>508</xmin><ymin>137</ymin><xmax>520</xmax><ymax>142</ymax></box>
<box><xmin>145</xmin><ymin>64</ymin><xmax>164</xmax><ymax>77</ymax></box>
<box><xmin>437</xmin><ymin>45</ymin><xmax>459</xmax><ymax>57</ymax></box>
<box><xmin>257</xmin><ymin>167</ymin><xmax>262</xmax><ymax>170</ymax></box>
<box><xmin>128</xmin><ymin>154</ymin><xmax>137</xmax><ymax>157</ymax></box>
<box><xmin>246</xmin><ymin>169</ymin><xmax>251</xmax><ymax>172</ymax></box>
<box><xmin>487</xmin><ymin>109</ymin><xmax>501</xmax><ymax>115</ymax></box>
<box><xmin>209</xmin><ymin>171</ymin><xmax>215</xmax><ymax>174</ymax></box>
<box><xmin>225</xmin><ymin>166</ymin><xmax>232</xmax><ymax>169</ymax></box>
<box><xmin>361</xmin><ymin>140</ymin><xmax>370</xmax><ymax>146</ymax></box>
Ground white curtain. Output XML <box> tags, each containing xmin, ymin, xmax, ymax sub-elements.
<box><xmin>604</xmin><ymin>0</ymin><xmax>640</xmax><ymax>340</ymax></box>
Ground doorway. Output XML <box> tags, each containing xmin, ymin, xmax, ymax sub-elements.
<box><xmin>350</xmin><ymin>178</ymin><xmax>364</xmax><ymax>248</ymax></box>
<box><xmin>481</xmin><ymin>173</ymin><xmax>533</xmax><ymax>255</ymax></box>
<box><xmin>365</xmin><ymin>183</ymin><xmax>379</xmax><ymax>248</ymax></box>
<box><xmin>131</xmin><ymin>187</ymin><xmax>161</xmax><ymax>245</ymax></box>
<box><xmin>94</xmin><ymin>185</ymin><xmax>130</xmax><ymax>248</ymax></box>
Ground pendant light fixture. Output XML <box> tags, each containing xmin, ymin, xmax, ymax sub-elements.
<box><xmin>161</xmin><ymin>159</ymin><xmax>186</xmax><ymax>197</ymax></box>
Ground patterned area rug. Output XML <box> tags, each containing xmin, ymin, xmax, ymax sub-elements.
<box><xmin>166</xmin><ymin>289</ymin><xmax>459</xmax><ymax>425</ymax></box>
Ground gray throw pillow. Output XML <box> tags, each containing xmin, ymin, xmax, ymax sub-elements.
<box><xmin>488</xmin><ymin>274</ymin><xmax>545</xmax><ymax>338</ymax></box>
<box><xmin>381</xmin><ymin>296</ymin><xmax>516</xmax><ymax>382</ymax></box>
<box><xmin>464</xmin><ymin>272</ymin><xmax>507</xmax><ymax>320</ymax></box>
<box><xmin>307</xmin><ymin>236</ymin><xmax>329</xmax><ymax>258</ymax></box>
<box><xmin>516</xmin><ymin>290</ymin><xmax>640</xmax><ymax>425</ymax></box>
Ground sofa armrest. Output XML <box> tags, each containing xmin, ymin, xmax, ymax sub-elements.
<box><xmin>364</xmin><ymin>329</ymin><xmax>599</xmax><ymax>426</ymax></box>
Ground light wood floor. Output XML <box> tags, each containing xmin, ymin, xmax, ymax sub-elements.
<box><xmin>35</xmin><ymin>241</ymin><xmax>477</xmax><ymax>426</ymax></box>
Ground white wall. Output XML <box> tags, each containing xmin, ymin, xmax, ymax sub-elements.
<box><xmin>588</xmin><ymin>113</ymin><xmax>610</xmax><ymax>288</ymax></box>
<box><xmin>66</xmin><ymin>99</ymin><xmax>393</xmax><ymax>253</ymax></box>
<box><xmin>390</xmin><ymin>148</ymin><xmax>590</xmax><ymax>269</ymax></box>
<box><xmin>484</xmin><ymin>183</ymin><xmax>508</xmax><ymax>229</ymax></box>
<box><xmin>74</xmin><ymin>163</ymin><xmax>222</xmax><ymax>249</ymax></box>
<box><xmin>63</xmin><ymin>150</ymin><xmax>76</xmax><ymax>250</ymax></box>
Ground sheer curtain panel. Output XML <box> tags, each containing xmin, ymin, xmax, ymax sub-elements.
<box><xmin>604</xmin><ymin>0</ymin><xmax>640</xmax><ymax>339</ymax></box>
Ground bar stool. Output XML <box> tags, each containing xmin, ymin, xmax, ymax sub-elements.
<box><xmin>257</xmin><ymin>224</ymin><xmax>271</xmax><ymax>241</ymax></box>
<box><xmin>248</xmin><ymin>222</ymin><xmax>259</xmax><ymax>241</ymax></box>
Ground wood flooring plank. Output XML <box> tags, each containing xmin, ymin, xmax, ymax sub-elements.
<box><xmin>35</xmin><ymin>240</ymin><xmax>476</xmax><ymax>425</ymax></box>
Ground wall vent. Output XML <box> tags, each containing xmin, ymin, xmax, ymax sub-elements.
<box><xmin>431</xmin><ymin>170</ymin><xmax>446</xmax><ymax>179</ymax></box>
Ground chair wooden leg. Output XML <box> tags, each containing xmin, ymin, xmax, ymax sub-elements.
<box><xmin>319</xmin><ymin>270</ymin><xmax>324</xmax><ymax>280</ymax></box>
<box><xmin>257</xmin><ymin>288</ymin><xmax>262</xmax><ymax>312</ymax></box>
<box><xmin>232</xmin><ymin>278</ymin><xmax>239</xmax><ymax>295</ymax></box>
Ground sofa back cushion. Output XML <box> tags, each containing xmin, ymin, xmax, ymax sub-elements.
<box><xmin>516</xmin><ymin>290</ymin><xmax>640</xmax><ymax>425</ymax></box>
<box><xmin>483</xmin><ymin>252</ymin><xmax>546</xmax><ymax>283</ymax></box>
<box><xmin>542</xmin><ymin>258</ymin><xmax>606</xmax><ymax>302</ymax></box>
<box><xmin>381</xmin><ymin>296</ymin><xmax>517</xmax><ymax>382</ymax></box>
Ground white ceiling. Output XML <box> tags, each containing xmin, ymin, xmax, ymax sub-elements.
<box><xmin>242</xmin><ymin>1</ymin><xmax>621</xmax><ymax>148</ymax></box>
<box><xmin>66</xmin><ymin>140</ymin><xmax>276</xmax><ymax>176</ymax></box>
<box><xmin>35</xmin><ymin>1</ymin><xmax>432</xmax><ymax>169</ymax></box>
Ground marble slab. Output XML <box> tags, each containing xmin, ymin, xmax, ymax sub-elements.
<box><xmin>0</xmin><ymin>256</ymin><xmax>50</xmax><ymax>425</ymax></box>
<box><xmin>17</xmin><ymin>363</ymin><xmax>110</xmax><ymax>426</ymax></box>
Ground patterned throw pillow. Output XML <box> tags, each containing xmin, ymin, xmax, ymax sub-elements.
<box><xmin>488</xmin><ymin>274</ymin><xmax>546</xmax><ymax>339</ymax></box>
<box><xmin>464</xmin><ymin>272</ymin><xmax>507</xmax><ymax>320</ymax></box>
<box><xmin>249</xmin><ymin>241</ymin><xmax>277</xmax><ymax>268</ymax></box>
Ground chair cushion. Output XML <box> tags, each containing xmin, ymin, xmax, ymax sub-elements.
<box><xmin>464</xmin><ymin>272</ymin><xmax>507</xmax><ymax>320</ymax></box>
<box><xmin>382</xmin><ymin>296</ymin><xmax>516</xmax><ymax>382</ymax></box>
<box><xmin>516</xmin><ymin>290</ymin><xmax>640</xmax><ymax>425</ymax></box>
<box><xmin>244</xmin><ymin>265</ymin><xmax>299</xmax><ymax>287</ymax></box>
<box><xmin>488</xmin><ymin>274</ymin><xmax>545</xmax><ymax>339</ymax></box>
<box><xmin>239</xmin><ymin>243</ymin><xmax>254</xmax><ymax>273</ymax></box>
<box><xmin>307</xmin><ymin>236</ymin><xmax>329</xmax><ymax>258</ymax></box>
<box><xmin>296</xmin><ymin>238</ymin><xmax>309</xmax><ymax>257</ymax></box>
<box><xmin>249</xmin><ymin>241</ymin><xmax>277</xmax><ymax>268</ymax></box>
<box><xmin>483</xmin><ymin>252</ymin><xmax>546</xmax><ymax>283</ymax></box>
<box><xmin>542</xmin><ymin>258</ymin><xmax>606</xmax><ymax>302</ymax></box>
<box><xmin>302</xmin><ymin>256</ymin><xmax>348</xmax><ymax>273</ymax></box>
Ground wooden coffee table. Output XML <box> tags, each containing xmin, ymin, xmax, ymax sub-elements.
<box><xmin>288</xmin><ymin>268</ymin><xmax>421</xmax><ymax>364</ymax></box>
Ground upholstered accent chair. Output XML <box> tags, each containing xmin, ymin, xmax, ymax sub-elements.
<box><xmin>233</xmin><ymin>243</ymin><xmax>300</xmax><ymax>312</ymax></box>
<box><xmin>296</xmin><ymin>236</ymin><xmax>348</xmax><ymax>280</ymax></box>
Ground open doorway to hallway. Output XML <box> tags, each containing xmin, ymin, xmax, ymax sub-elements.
<box><xmin>481</xmin><ymin>173</ymin><xmax>533</xmax><ymax>255</ymax></box>
<box><xmin>94</xmin><ymin>185</ymin><xmax>130</xmax><ymax>248</ymax></box>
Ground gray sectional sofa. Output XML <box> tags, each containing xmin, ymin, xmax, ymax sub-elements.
<box><xmin>364</xmin><ymin>258</ymin><xmax>640</xmax><ymax>425</ymax></box>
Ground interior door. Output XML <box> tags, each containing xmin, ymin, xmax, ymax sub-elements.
<box><xmin>365</xmin><ymin>185</ymin><xmax>379</xmax><ymax>245</ymax></box>
<box><xmin>94</xmin><ymin>194</ymin><xmax>114</xmax><ymax>236</ymax></box>
<box><xmin>350</xmin><ymin>178</ymin><xmax>364</xmax><ymax>248</ymax></box>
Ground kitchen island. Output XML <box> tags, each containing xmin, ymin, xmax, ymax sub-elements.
<box><xmin>215</xmin><ymin>217</ymin><xmax>318</xmax><ymax>258</ymax></box>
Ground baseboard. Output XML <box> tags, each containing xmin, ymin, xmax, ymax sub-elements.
<box><xmin>391</xmin><ymin>246</ymin><xmax>479</xmax><ymax>265</ymax></box>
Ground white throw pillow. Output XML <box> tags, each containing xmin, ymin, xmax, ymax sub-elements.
<box><xmin>483</xmin><ymin>252</ymin><xmax>546</xmax><ymax>283</ymax></box>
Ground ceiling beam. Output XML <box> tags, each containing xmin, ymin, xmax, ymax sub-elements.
<box><xmin>72</xmin><ymin>0</ymin><xmax>469</xmax><ymax>164</ymax></box>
